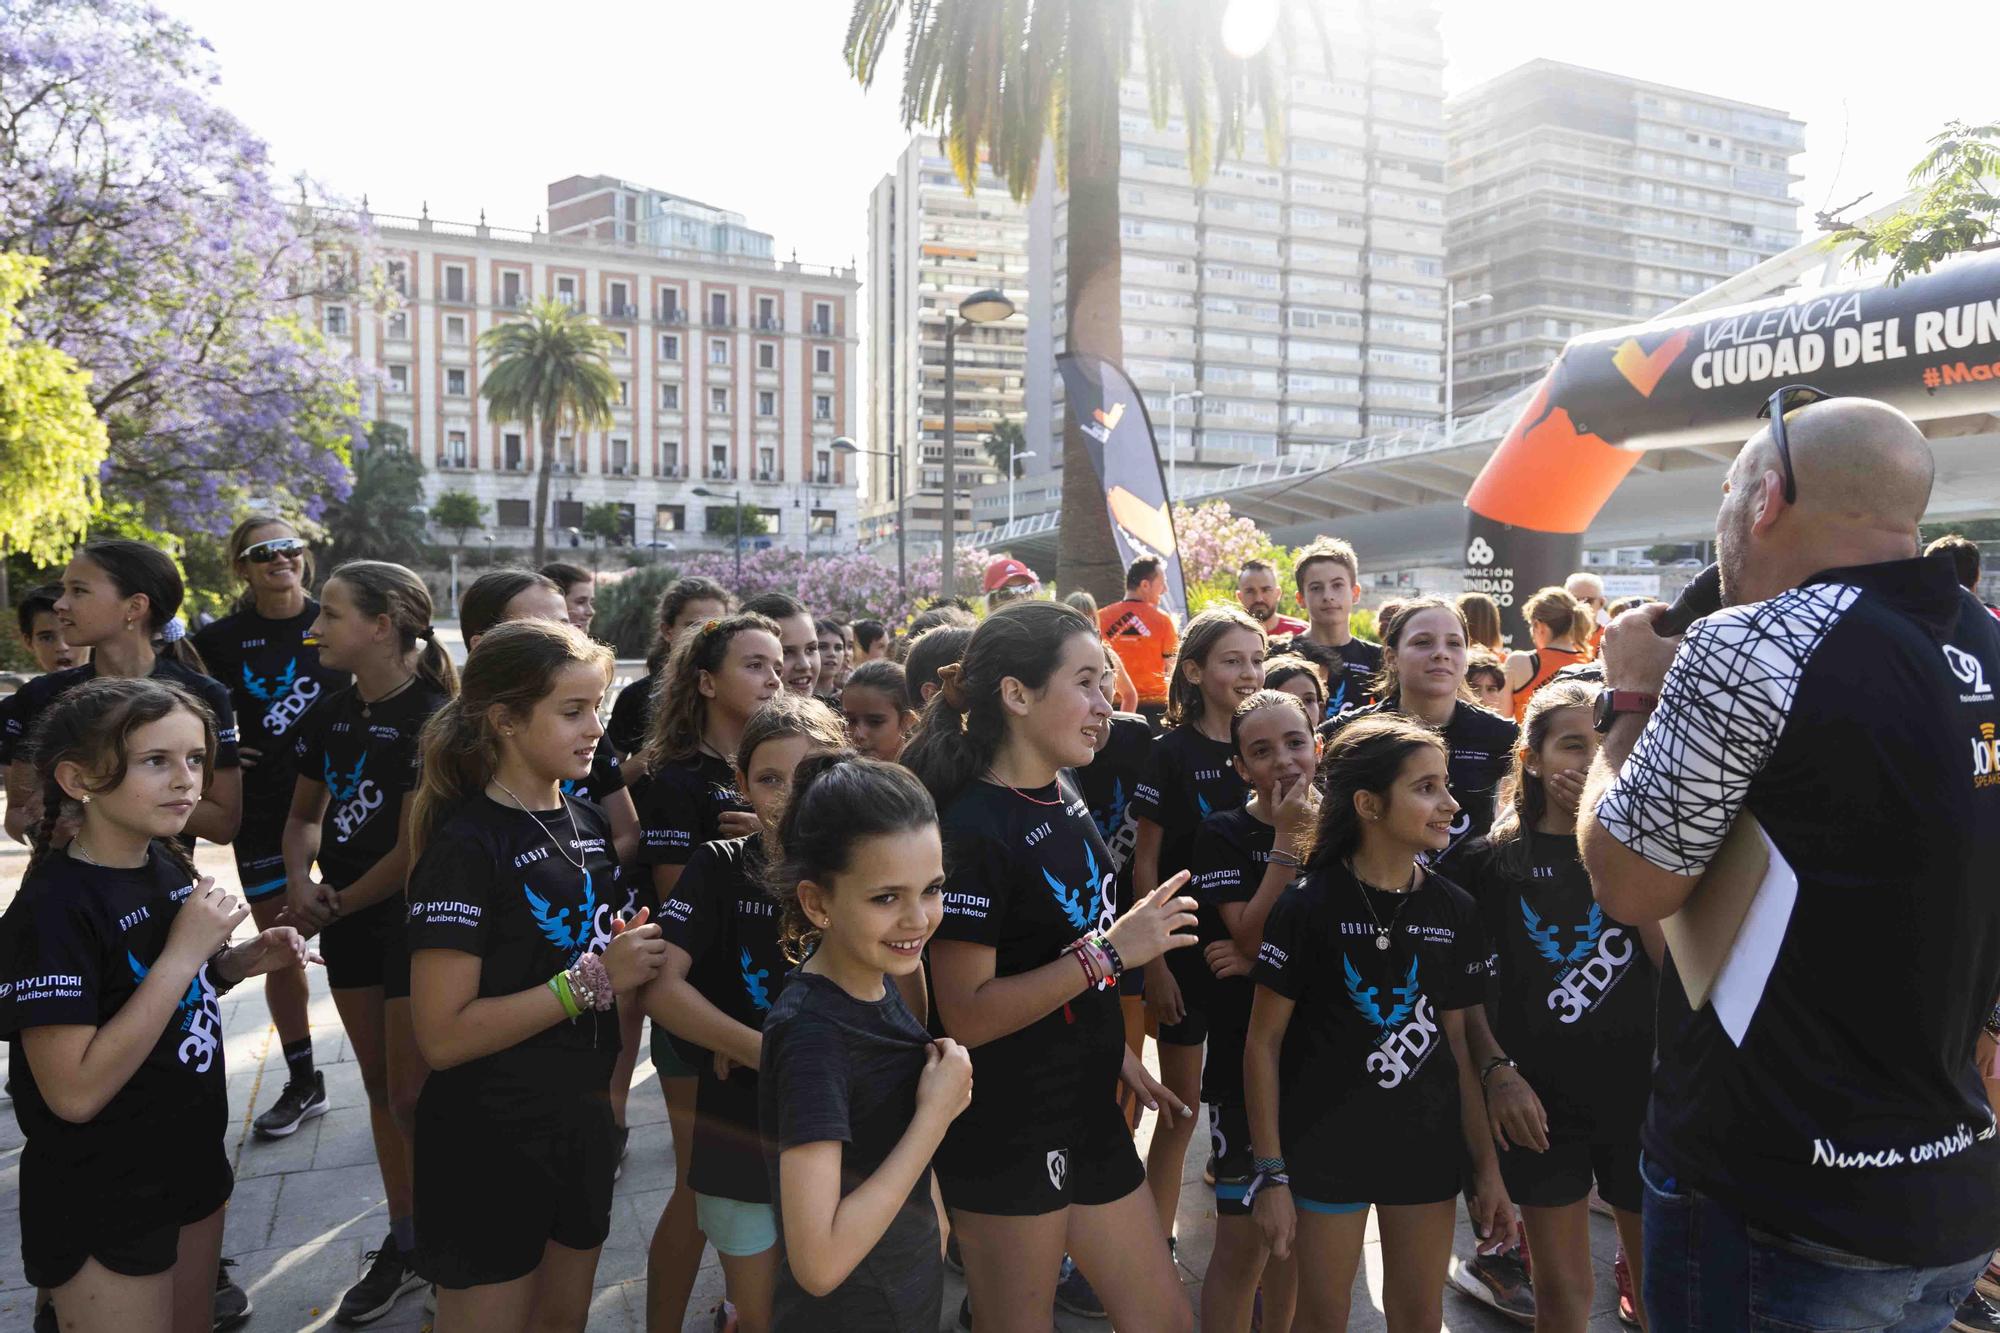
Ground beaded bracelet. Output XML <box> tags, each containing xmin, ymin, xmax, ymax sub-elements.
<box><xmin>572</xmin><ymin>951</ymin><xmax>615</xmax><ymax>1012</ymax></box>
<box><xmin>548</xmin><ymin>971</ymin><xmax>582</xmax><ymax>1020</ymax></box>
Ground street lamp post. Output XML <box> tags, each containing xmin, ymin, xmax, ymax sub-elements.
<box><xmin>1444</xmin><ymin>280</ymin><xmax>1492</xmax><ymax>448</ymax></box>
<box><xmin>941</xmin><ymin>288</ymin><xmax>1016</xmax><ymax>601</ymax></box>
<box><xmin>1007</xmin><ymin>441</ymin><xmax>1037</xmax><ymax>530</ymax></box>
<box><xmin>1166</xmin><ymin>387</ymin><xmax>1204</xmax><ymax>503</ymax></box>
<box><xmin>692</xmin><ymin>486</ymin><xmax>744</xmax><ymax>584</ymax></box>
<box><xmin>832</xmin><ymin>436</ymin><xmax>905</xmax><ymax>594</ymax></box>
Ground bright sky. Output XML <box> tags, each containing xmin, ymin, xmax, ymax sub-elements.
<box><xmin>169</xmin><ymin>0</ymin><xmax>1978</xmax><ymax>270</ymax></box>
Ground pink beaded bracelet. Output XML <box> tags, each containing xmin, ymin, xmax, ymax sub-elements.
<box><xmin>571</xmin><ymin>951</ymin><xmax>615</xmax><ymax>1012</ymax></box>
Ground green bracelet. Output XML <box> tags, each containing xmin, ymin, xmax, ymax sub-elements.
<box><xmin>549</xmin><ymin>971</ymin><xmax>582</xmax><ymax>1020</ymax></box>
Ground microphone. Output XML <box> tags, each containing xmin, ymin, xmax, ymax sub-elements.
<box><xmin>1655</xmin><ymin>564</ymin><xmax>1722</xmax><ymax>637</ymax></box>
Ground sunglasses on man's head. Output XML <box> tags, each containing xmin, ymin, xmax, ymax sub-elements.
<box><xmin>1755</xmin><ymin>383</ymin><xmax>1833</xmax><ymax>505</ymax></box>
<box><xmin>244</xmin><ymin>537</ymin><xmax>307</xmax><ymax>563</ymax></box>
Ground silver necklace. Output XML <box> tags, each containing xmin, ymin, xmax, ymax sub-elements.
<box><xmin>70</xmin><ymin>836</ymin><xmax>106</xmax><ymax>867</ymax></box>
<box><xmin>492</xmin><ymin>781</ymin><xmax>585</xmax><ymax>870</ymax></box>
<box><xmin>1346</xmin><ymin>857</ymin><xmax>1418</xmax><ymax>951</ymax></box>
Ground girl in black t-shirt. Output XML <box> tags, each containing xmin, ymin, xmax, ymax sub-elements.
<box><xmin>607</xmin><ymin>577</ymin><xmax>733</xmax><ymax>763</ymax></box>
<box><xmin>632</xmin><ymin>609</ymin><xmax>781</xmax><ymax>1331</ymax></box>
<box><xmin>1</xmin><ymin>677</ymin><xmax>309</xmax><ymax>1330</ymax></box>
<box><xmin>759</xmin><ymin>754</ymin><xmax>970</xmax><ymax>1332</ymax></box>
<box><xmin>1263</xmin><ymin>653</ymin><xmax>1327</xmax><ymax>726</ymax></box>
<box><xmin>280</xmin><ymin>560</ymin><xmax>457</xmax><ymax>1322</ymax></box>
<box><xmin>642</xmin><ymin>693</ymin><xmax>847</xmax><ymax>1333</ymax></box>
<box><xmin>192</xmin><ymin>515</ymin><xmax>348</xmax><ymax>1140</ymax></box>
<box><xmin>901</xmin><ymin>600</ymin><xmax>1200</xmax><ymax>1333</ymax></box>
<box><xmin>1130</xmin><ymin>607</ymin><xmax>1267</xmax><ymax>1243</ymax></box>
<box><xmin>405</xmin><ymin>619</ymin><xmax>668</xmax><ymax>1328</ymax></box>
<box><xmin>3</xmin><ymin>540</ymin><xmax>242</xmax><ymax>846</ymax></box>
<box><xmin>1245</xmin><ymin>714</ymin><xmax>1516</xmax><ymax>1332</ymax></box>
<box><xmin>1188</xmin><ymin>689</ymin><xmax>1320</xmax><ymax>1333</ymax></box>
<box><xmin>838</xmin><ymin>659</ymin><xmax>917</xmax><ymax>762</ymax></box>
<box><xmin>1455</xmin><ymin>681</ymin><xmax>1660</xmax><ymax>1332</ymax></box>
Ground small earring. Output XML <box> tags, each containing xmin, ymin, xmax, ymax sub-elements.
<box><xmin>79</xmin><ymin>794</ymin><xmax>90</xmax><ymax>805</ymax></box>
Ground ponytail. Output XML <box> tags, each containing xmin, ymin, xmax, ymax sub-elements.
<box><xmin>75</xmin><ymin>540</ymin><xmax>207</xmax><ymax>673</ymax></box>
<box><xmin>1523</xmin><ymin>586</ymin><xmax>1590</xmax><ymax>654</ymax></box>
<box><xmin>903</xmin><ymin>600</ymin><xmax>1095</xmax><ymax>809</ymax></box>
<box><xmin>327</xmin><ymin>560</ymin><xmax>459</xmax><ymax>698</ymax></box>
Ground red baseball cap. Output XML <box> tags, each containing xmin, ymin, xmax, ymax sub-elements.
<box><xmin>982</xmin><ymin>557</ymin><xmax>1040</xmax><ymax>595</ymax></box>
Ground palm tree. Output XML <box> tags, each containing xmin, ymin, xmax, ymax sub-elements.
<box><xmin>846</xmin><ymin>0</ymin><xmax>1296</xmax><ymax>602</ymax></box>
<box><xmin>479</xmin><ymin>299</ymin><xmax>619</xmax><ymax>566</ymax></box>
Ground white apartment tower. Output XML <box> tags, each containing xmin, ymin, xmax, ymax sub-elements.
<box><xmin>1000</xmin><ymin>0</ymin><xmax>1449</xmax><ymax>529</ymax></box>
<box><xmin>864</xmin><ymin>139</ymin><xmax>1030</xmax><ymax>547</ymax></box>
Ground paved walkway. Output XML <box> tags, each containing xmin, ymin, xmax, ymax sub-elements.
<box><xmin>0</xmin><ymin>842</ymin><xmax>1630</xmax><ymax>1330</ymax></box>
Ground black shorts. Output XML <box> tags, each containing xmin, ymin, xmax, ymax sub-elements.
<box><xmin>321</xmin><ymin>892</ymin><xmax>410</xmax><ymax>997</ymax></box>
<box><xmin>234</xmin><ymin>840</ymin><xmax>289</xmax><ymax>902</ymax></box>
<box><xmin>1498</xmin><ymin>1138</ymin><xmax>1641</xmax><ymax>1214</ymax></box>
<box><xmin>414</xmin><ymin>1080</ymin><xmax>619</xmax><ymax>1288</ymax></box>
<box><xmin>1208</xmin><ymin>1101</ymin><xmax>1255</xmax><ymax>1217</ymax></box>
<box><xmin>1155</xmin><ymin>948</ymin><xmax>1211</xmax><ymax>1047</ymax></box>
<box><xmin>935</xmin><ymin>1095</ymin><xmax>1144</xmax><ymax>1216</ymax></box>
<box><xmin>20</xmin><ymin>1135</ymin><xmax>233</xmax><ymax>1288</ymax></box>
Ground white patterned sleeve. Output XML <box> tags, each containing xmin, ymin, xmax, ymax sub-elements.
<box><xmin>1594</xmin><ymin>585</ymin><xmax>1857</xmax><ymax>876</ymax></box>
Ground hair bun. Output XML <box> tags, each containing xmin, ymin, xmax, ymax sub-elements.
<box><xmin>157</xmin><ymin>617</ymin><xmax>187</xmax><ymax>643</ymax></box>
<box><xmin>934</xmin><ymin>662</ymin><xmax>970</xmax><ymax>712</ymax></box>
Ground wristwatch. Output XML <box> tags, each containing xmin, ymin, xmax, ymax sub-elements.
<box><xmin>1593</xmin><ymin>689</ymin><xmax>1658</xmax><ymax>734</ymax></box>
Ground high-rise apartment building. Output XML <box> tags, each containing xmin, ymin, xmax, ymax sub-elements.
<box><xmin>998</xmin><ymin>0</ymin><xmax>1449</xmax><ymax>528</ymax></box>
<box><xmin>548</xmin><ymin>174</ymin><xmax>775</xmax><ymax>260</ymax></box>
<box><xmin>1445</xmin><ymin>61</ymin><xmax>1804</xmax><ymax>409</ymax></box>
<box><xmin>863</xmin><ymin>138</ymin><xmax>1030</xmax><ymax>547</ymax></box>
<box><xmin>313</xmin><ymin>194</ymin><xmax>856</xmax><ymax>553</ymax></box>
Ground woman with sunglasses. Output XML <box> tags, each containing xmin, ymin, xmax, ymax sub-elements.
<box><xmin>193</xmin><ymin>518</ymin><xmax>350</xmax><ymax>1140</ymax></box>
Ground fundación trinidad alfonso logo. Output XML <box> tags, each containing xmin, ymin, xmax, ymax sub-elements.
<box><xmin>1466</xmin><ymin>537</ymin><xmax>1495</xmax><ymax>567</ymax></box>
<box><xmin>1610</xmin><ymin>328</ymin><xmax>1692</xmax><ymax>397</ymax></box>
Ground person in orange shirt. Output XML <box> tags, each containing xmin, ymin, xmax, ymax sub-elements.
<box><xmin>1099</xmin><ymin>557</ymin><xmax>1179</xmax><ymax>731</ymax></box>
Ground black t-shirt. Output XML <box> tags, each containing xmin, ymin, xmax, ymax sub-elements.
<box><xmin>0</xmin><ymin>844</ymin><xmax>228</xmax><ymax>1168</ymax></box>
<box><xmin>405</xmin><ymin>794</ymin><xmax>622</xmax><ymax>1109</ymax></box>
<box><xmin>1</xmin><ymin>658</ymin><xmax>241</xmax><ymax>769</ymax></box>
<box><xmin>291</xmin><ymin>682</ymin><xmax>449</xmax><ymax>889</ymax></box>
<box><xmin>1597</xmin><ymin>558</ymin><xmax>2000</xmax><ymax>1264</ymax></box>
<box><xmin>1131</xmin><ymin>726</ymin><xmax>1247</xmax><ymax>1007</ymax></box>
<box><xmin>1456</xmin><ymin>832</ymin><xmax>1654</xmax><ymax>1141</ymax></box>
<box><xmin>1321</xmin><ymin>698</ymin><xmax>1517</xmax><ymax>866</ymax></box>
<box><xmin>661</xmin><ymin>835</ymin><xmax>790</xmax><ymax>1202</ymax></box>
<box><xmin>1188</xmin><ymin>807</ymin><xmax>1286</xmax><ymax>1105</ymax></box>
<box><xmin>1070</xmin><ymin>713</ymin><xmax>1151</xmax><ymax>915</ymax></box>
<box><xmin>192</xmin><ymin>603</ymin><xmax>347</xmax><ymax>828</ymax></box>
<box><xmin>606</xmin><ymin>672</ymin><xmax>656</xmax><ymax>758</ymax></box>
<box><xmin>1274</xmin><ymin>634</ymin><xmax>1382</xmax><ymax>720</ymax></box>
<box><xmin>933</xmin><ymin>775</ymin><xmax>1121</xmax><ymax>1146</ymax></box>
<box><xmin>1252</xmin><ymin>864</ymin><xmax>1485</xmax><ymax>1199</ymax></box>
<box><xmin>761</xmin><ymin>971</ymin><xmax>940</xmax><ymax>1333</ymax></box>
<box><xmin>564</xmin><ymin>738</ymin><xmax>627</xmax><ymax>810</ymax></box>
<box><xmin>636</xmin><ymin>752</ymin><xmax>747</xmax><ymax>871</ymax></box>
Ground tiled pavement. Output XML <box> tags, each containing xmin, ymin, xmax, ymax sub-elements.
<box><xmin>0</xmin><ymin>842</ymin><xmax>1629</xmax><ymax>1330</ymax></box>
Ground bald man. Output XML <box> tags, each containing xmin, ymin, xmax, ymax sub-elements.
<box><xmin>1578</xmin><ymin>396</ymin><xmax>2000</xmax><ymax>1326</ymax></box>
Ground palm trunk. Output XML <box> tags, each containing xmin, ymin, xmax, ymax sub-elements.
<box><xmin>1058</xmin><ymin>7</ymin><xmax>1128</xmax><ymax>606</ymax></box>
<box><xmin>532</xmin><ymin>416</ymin><xmax>556</xmax><ymax>567</ymax></box>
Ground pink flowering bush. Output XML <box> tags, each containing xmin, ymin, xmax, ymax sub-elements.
<box><xmin>670</xmin><ymin>546</ymin><xmax>991</xmax><ymax>629</ymax></box>
<box><xmin>1172</xmin><ymin>501</ymin><xmax>1297</xmax><ymax>618</ymax></box>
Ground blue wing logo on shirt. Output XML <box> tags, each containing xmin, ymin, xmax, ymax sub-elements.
<box><xmin>524</xmin><ymin>872</ymin><xmax>597</xmax><ymax>955</ymax></box>
<box><xmin>1041</xmin><ymin>841</ymin><xmax>1100</xmax><ymax>933</ymax></box>
<box><xmin>324</xmin><ymin>752</ymin><xmax>367</xmax><ymax>803</ymax></box>
<box><xmin>129</xmin><ymin>950</ymin><xmax>202</xmax><ymax>1024</ymax></box>
<box><xmin>1344</xmin><ymin>954</ymin><xmax>1420</xmax><ymax>1030</ymax></box>
<box><xmin>1521</xmin><ymin>899</ymin><xmax>1603</xmax><ymax>968</ymax></box>
<box><xmin>560</xmin><ymin>777</ymin><xmax>582</xmax><ymax>798</ymax></box>
<box><xmin>1196</xmin><ymin>790</ymin><xmax>1213</xmax><ymax>818</ymax></box>
<box><xmin>242</xmin><ymin>658</ymin><xmax>298</xmax><ymax>703</ymax></box>
<box><xmin>739</xmin><ymin>947</ymin><xmax>772</xmax><ymax>1011</ymax></box>
<box><xmin>1091</xmin><ymin>777</ymin><xmax>1125</xmax><ymax>842</ymax></box>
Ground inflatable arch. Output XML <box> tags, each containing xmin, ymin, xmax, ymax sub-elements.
<box><xmin>1461</xmin><ymin>253</ymin><xmax>2000</xmax><ymax>636</ymax></box>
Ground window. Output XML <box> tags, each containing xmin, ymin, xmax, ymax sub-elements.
<box><xmin>757</xmin><ymin>390</ymin><xmax>776</xmax><ymax>417</ymax></box>
<box><xmin>446</xmin><ymin>315</ymin><xmax>467</xmax><ymax>344</ymax></box>
<box><xmin>813</xmin><ymin>301</ymin><xmax>833</xmax><ymax>334</ymax></box>
<box><xmin>757</xmin><ymin>342</ymin><xmax>776</xmax><ymax>370</ymax></box>
<box><xmin>609</xmin><ymin>281</ymin><xmax>629</xmax><ymax>315</ymax></box>
<box><xmin>556</xmin><ymin>276</ymin><xmax>577</xmax><ymax>308</ymax></box>
<box><xmin>501</xmin><ymin>271</ymin><xmax>523</xmax><ymax>307</ymax></box>
<box><xmin>709</xmin><ymin>338</ymin><xmax>729</xmax><ymax>366</ymax></box>
<box><xmin>610</xmin><ymin>437</ymin><xmax>630</xmax><ymax>474</ymax></box>
<box><xmin>656</xmin><ymin>503</ymin><xmax>685</xmax><ymax>533</ymax></box>
<box><xmin>444</xmin><ymin>430</ymin><xmax>468</xmax><ymax>467</ymax></box>
<box><xmin>323</xmin><ymin>305</ymin><xmax>348</xmax><ymax>336</ymax></box>
<box><xmin>387</xmin><ymin>364</ymin><xmax>409</xmax><ymax>392</ymax></box>
<box><xmin>660</xmin><ymin>383</ymin><xmax>680</xmax><ymax>410</ymax></box>
<box><xmin>557</xmin><ymin>435</ymin><xmax>578</xmax><ymax>473</ymax></box>
<box><xmin>387</xmin><ymin>311</ymin><xmax>409</xmax><ymax>340</ymax></box>
<box><xmin>760</xmin><ymin>508</ymin><xmax>782</xmax><ymax>535</ymax></box>
<box><xmin>815</xmin><ymin>451</ymin><xmax>832</xmax><ymax>484</ymax></box>
<box><xmin>444</xmin><ymin>265</ymin><xmax>466</xmax><ymax>302</ymax></box>
<box><xmin>814</xmin><ymin>394</ymin><xmax>833</xmax><ymax>421</ymax></box>
<box><xmin>757</xmin><ymin>448</ymin><xmax>776</xmax><ymax>479</ymax></box>
<box><xmin>661</xmin><ymin>333</ymin><xmax>680</xmax><ymax>360</ymax></box>
<box><xmin>814</xmin><ymin>347</ymin><xmax>832</xmax><ymax>374</ymax></box>
<box><xmin>446</xmin><ymin>368</ymin><xmax>467</xmax><ymax>396</ymax></box>
<box><xmin>709</xmin><ymin>443</ymin><xmax>730</xmax><ymax>477</ymax></box>
<box><xmin>757</xmin><ymin>296</ymin><xmax>776</xmax><ymax>328</ymax></box>
<box><xmin>659</xmin><ymin>287</ymin><xmax>682</xmax><ymax>321</ymax></box>
<box><xmin>615</xmin><ymin>378</ymin><xmax>628</xmax><ymax>406</ymax></box>
<box><xmin>609</xmin><ymin>330</ymin><xmax>628</xmax><ymax>355</ymax></box>
<box><xmin>497</xmin><ymin>498</ymin><xmax>531</xmax><ymax>527</ymax></box>
<box><xmin>659</xmin><ymin>439</ymin><xmax>681</xmax><ymax>476</ymax></box>
<box><xmin>710</xmin><ymin>386</ymin><xmax>729</xmax><ymax>414</ymax></box>
<box><xmin>710</xmin><ymin>292</ymin><xmax>730</xmax><ymax>326</ymax></box>
<box><xmin>503</xmin><ymin>432</ymin><xmax>525</xmax><ymax>471</ymax></box>
<box><xmin>385</xmin><ymin>260</ymin><xmax>408</xmax><ymax>295</ymax></box>
<box><xmin>810</xmin><ymin>509</ymin><xmax>836</xmax><ymax>537</ymax></box>
<box><xmin>555</xmin><ymin>499</ymin><xmax>584</xmax><ymax>529</ymax></box>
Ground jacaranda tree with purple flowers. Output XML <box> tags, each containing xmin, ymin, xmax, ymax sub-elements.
<box><xmin>0</xmin><ymin>0</ymin><xmax>364</xmax><ymax>535</ymax></box>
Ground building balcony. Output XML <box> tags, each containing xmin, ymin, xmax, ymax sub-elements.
<box><xmin>705</xmin><ymin>464</ymin><xmax>736</xmax><ymax>481</ymax></box>
<box><xmin>753</xmin><ymin>316</ymin><xmax>783</xmax><ymax>332</ymax></box>
<box><xmin>657</xmin><ymin>305</ymin><xmax>687</xmax><ymax>324</ymax></box>
<box><xmin>605</xmin><ymin>302</ymin><xmax>639</xmax><ymax>321</ymax></box>
<box><xmin>808</xmin><ymin>320</ymin><xmax>837</xmax><ymax>336</ymax></box>
<box><xmin>753</xmin><ymin>468</ymin><xmax>780</xmax><ymax>484</ymax></box>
